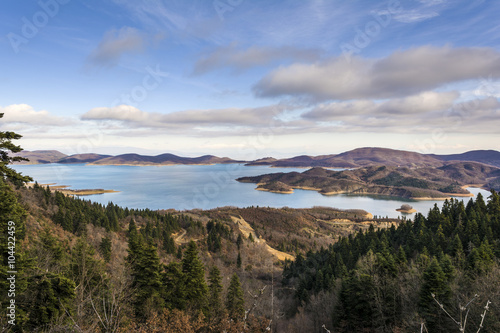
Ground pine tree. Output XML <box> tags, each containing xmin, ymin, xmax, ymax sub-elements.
<box><xmin>182</xmin><ymin>241</ymin><xmax>208</xmax><ymax>313</ymax></box>
<box><xmin>128</xmin><ymin>229</ymin><xmax>164</xmax><ymax>321</ymax></box>
<box><xmin>0</xmin><ymin>112</ymin><xmax>33</xmax><ymax>184</ymax></box>
<box><xmin>236</xmin><ymin>234</ymin><xmax>243</xmax><ymax>250</ymax></box>
<box><xmin>99</xmin><ymin>235</ymin><xmax>112</xmax><ymax>262</ymax></box>
<box><xmin>419</xmin><ymin>258</ymin><xmax>452</xmax><ymax>331</ymax></box>
<box><xmin>236</xmin><ymin>252</ymin><xmax>242</xmax><ymax>269</ymax></box>
<box><xmin>163</xmin><ymin>261</ymin><xmax>186</xmax><ymax>310</ymax></box>
<box><xmin>226</xmin><ymin>273</ymin><xmax>245</xmax><ymax>322</ymax></box>
<box><xmin>207</xmin><ymin>266</ymin><xmax>224</xmax><ymax>322</ymax></box>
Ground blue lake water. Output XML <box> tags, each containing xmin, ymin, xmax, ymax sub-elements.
<box><xmin>12</xmin><ymin>164</ymin><xmax>491</xmax><ymax>218</ymax></box>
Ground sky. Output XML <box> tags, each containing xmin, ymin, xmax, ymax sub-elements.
<box><xmin>1</xmin><ymin>0</ymin><xmax>499</xmax><ymax>159</ymax></box>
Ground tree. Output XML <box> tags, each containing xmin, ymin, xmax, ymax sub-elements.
<box><xmin>127</xmin><ymin>230</ymin><xmax>164</xmax><ymax>321</ymax></box>
<box><xmin>236</xmin><ymin>252</ymin><xmax>242</xmax><ymax>269</ymax></box>
<box><xmin>100</xmin><ymin>235</ymin><xmax>112</xmax><ymax>262</ymax></box>
<box><xmin>419</xmin><ymin>258</ymin><xmax>452</xmax><ymax>331</ymax></box>
<box><xmin>236</xmin><ymin>234</ymin><xmax>243</xmax><ymax>250</ymax></box>
<box><xmin>182</xmin><ymin>241</ymin><xmax>208</xmax><ymax>313</ymax></box>
<box><xmin>207</xmin><ymin>266</ymin><xmax>224</xmax><ymax>324</ymax></box>
<box><xmin>24</xmin><ymin>273</ymin><xmax>76</xmax><ymax>330</ymax></box>
<box><xmin>163</xmin><ymin>262</ymin><xmax>186</xmax><ymax>310</ymax></box>
<box><xmin>0</xmin><ymin>113</ymin><xmax>32</xmax><ymax>184</ymax></box>
<box><xmin>226</xmin><ymin>273</ymin><xmax>245</xmax><ymax>322</ymax></box>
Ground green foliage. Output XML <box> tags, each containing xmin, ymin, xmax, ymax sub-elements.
<box><xmin>418</xmin><ymin>258</ymin><xmax>453</xmax><ymax>331</ymax></box>
<box><xmin>236</xmin><ymin>252</ymin><xmax>242</xmax><ymax>268</ymax></box>
<box><xmin>163</xmin><ymin>262</ymin><xmax>186</xmax><ymax>310</ymax></box>
<box><xmin>0</xmin><ymin>113</ymin><xmax>32</xmax><ymax>184</ymax></box>
<box><xmin>207</xmin><ymin>266</ymin><xmax>224</xmax><ymax>320</ymax></box>
<box><xmin>283</xmin><ymin>195</ymin><xmax>500</xmax><ymax>332</ymax></box>
<box><xmin>127</xmin><ymin>228</ymin><xmax>164</xmax><ymax>320</ymax></box>
<box><xmin>25</xmin><ymin>273</ymin><xmax>75</xmax><ymax>330</ymax></box>
<box><xmin>99</xmin><ymin>235</ymin><xmax>112</xmax><ymax>262</ymax></box>
<box><xmin>182</xmin><ymin>241</ymin><xmax>208</xmax><ymax>313</ymax></box>
<box><xmin>236</xmin><ymin>233</ymin><xmax>243</xmax><ymax>250</ymax></box>
<box><xmin>206</xmin><ymin>220</ymin><xmax>230</xmax><ymax>253</ymax></box>
<box><xmin>226</xmin><ymin>273</ymin><xmax>245</xmax><ymax>322</ymax></box>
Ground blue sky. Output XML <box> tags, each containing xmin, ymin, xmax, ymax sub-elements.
<box><xmin>1</xmin><ymin>0</ymin><xmax>499</xmax><ymax>158</ymax></box>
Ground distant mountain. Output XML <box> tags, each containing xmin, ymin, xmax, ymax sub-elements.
<box><xmin>12</xmin><ymin>147</ymin><xmax>500</xmax><ymax>168</ymax></box>
<box><xmin>58</xmin><ymin>153</ymin><xmax>111</xmax><ymax>164</ymax></box>
<box><xmin>88</xmin><ymin>153</ymin><xmax>242</xmax><ymax>166</ymax></box>
<box><xmin>430</xmin><ymin>150</ymin><xmax>500</xmax><ymax>168</ymax></box>
<box><xmin>12</xmin><ymin>151</ymin><xmax>243</xmax><ymax>166</ymax></box>
<box><xmin>246</xmin><ymin>147</ymin><xmax>500</xmax><ymax>168</ymax></box>
<box><xmin>246</xmin><ymin>147</ymin><xmax>444</xmax><ymax>168</ymax></box>
<box><xmin>12</xmin><ymin>150</ymin><xmax>67</xmax><ymax>164</ymax></box>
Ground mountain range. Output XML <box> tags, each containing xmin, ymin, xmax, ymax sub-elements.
<box><xmin>12</xmin><ymin>147</ymin><xmax>500</xmax><ymax>168</ymax></box>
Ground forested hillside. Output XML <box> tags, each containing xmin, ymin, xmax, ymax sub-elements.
<box><xmin>282</xmin><ymin>193</ymin><xmax>500</xmax><ymax>332</ymax></box>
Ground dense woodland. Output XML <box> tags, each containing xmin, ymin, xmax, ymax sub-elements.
<box><xmin>1</xmin><ymin>118</ymin><xmax>500</xmax><ymax>332</ymax></box>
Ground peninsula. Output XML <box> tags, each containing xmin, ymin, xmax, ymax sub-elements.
<box><xmin>237</xmin><ymin>162</ymin><xmax>500</xmax><ymax>200</ymax></box>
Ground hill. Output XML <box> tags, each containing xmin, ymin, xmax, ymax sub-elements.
<box><xmin>431</xmin><ymin>149</ymin><xmax>500</xmax><ymax>167</ymax></box>
<box><xmin>11</xmin><ymin>150</ymin><xmax>67</xmax><ymax>164</ymax></box>
<box><xmin>245</xmin><ymin>147</ymin><xmax>500</xmax><ymax>168</ymax></box>
<box><xmin>88</xmin><ymin>153</ymin><xmax>241</xmax><ymax>166</ymax></box>
<box><xmin>12</xmin><ymin>151</ymin><xmax>243</xmax><ymax>166</ymax></box>
<box><xmin>58</xmin><ymin>153</ymin><xmax>112</xmax><ymax>164</ymax></box>
<box><xmin>12</xmin><ymin>147</ymin><xmax>500</xmax><ymax>168</ymax></box>
<box><xmin>238</xmin><ymin>162</ymin><xmax>500</xmax><ymax>200</ymax></box>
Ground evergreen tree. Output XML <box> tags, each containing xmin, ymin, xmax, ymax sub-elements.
<box><xmin>419</xmin><ymin>258</ymin><xmax>452</xmax><ymax>331</ymax></box>
<box><xmin>99</xmin><ymin>235</ymin><xmax>112</xmax><ymax>262</ymax></box>
<box><xmin>0</xmin><ymin>113</ymin><xmax>33</xmax><ymax>184</ymax></box>
<box><xmin>226</xmin><ymin>273</ymin><xmax>245</xmax><ymax>322</ymax></box>
<box><xmin>163</xmin><ymin>261</ymin><xmax>186</xmax><ymax>310</ymax></box>
<box><xmin>236</xmin><ymin>252</ymin><xmax>242</xmax><ymax>269</ymax></box>
<box><xmin>182</xmin><ymin>241</ymin><xmax>208</xmax><ymax>313</ymax></box>
<box><xmin>25</xmin><ymin>273</ymin><xmax>75</xmax><ymax>330</ymax></box>
<box><xmin>236</xmin><ymin>233</ymin><xmax>243</xmax><ymax>250</ymax></box>
<box><xmin>128</xmin><ymin>232</ymin><xmax>164</xmax><ymax>320</ymax></box>
<box><xmin>207</xmin><ymin>266</ymin><xmax>224</xmax><ymax>321</ymax></box>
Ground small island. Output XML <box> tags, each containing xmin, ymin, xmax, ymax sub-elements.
<box><xmin>396</xmin><ymin>204</ymin><xmax>417</xmax><ymax>214</ymax></box>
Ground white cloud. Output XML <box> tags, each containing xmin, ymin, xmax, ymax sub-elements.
<box><xmin>393</xmin><ymin>10</ymin><xmax>439</xmax><ymax>23</ymax></box>
<box><xmin>87</xmin><ymin>27</ymin><xmax>146</xmax><ymax>67</ymax></box>
<box><xmin>302</xmin><ymin>95</ymin><xmax>500</xmax><ymax>134</ymax></box>
<box><xmin>0</xmin><ymin>104</ymin><xmax>72</xmax><ymax>126</ymax></box>
<box><xmin>81</xmin><ymin>103</ymin><xmax>296</xmax><ymax>130</ymax></box>
<box><xmin>254</xmin><ymin>46</ymin><xmax>500</xmax><ymax>101</ymax></box>
<box><xmin>304</xmin><ymin>91</ymin><xmax>460</xmax><ymax>120</ymax></box>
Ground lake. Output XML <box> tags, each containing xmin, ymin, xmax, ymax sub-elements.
<box><xmin>12</xmin><ymin>163</ymin><xmax>491</xmax><ymax>218</ymax></box>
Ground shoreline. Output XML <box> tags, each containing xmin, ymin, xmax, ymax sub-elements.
<box><xmin>27</xmin><ymin>182</ymin><xmax>119</xmax><ymax>197</ymax></box>
<box><xmin>254</xmin><ymin>183</ymin><xmax>484</xmax><ymax>202</ymax></box>
<box><xmin>396</xmin><ymin>208</ymin><xmax>417</xmax><ymax>214</ymax></box>
<box><xmin>256</xmin><ymin>187</ymin><xmax>294</xmax><ymax>194</ymax></box>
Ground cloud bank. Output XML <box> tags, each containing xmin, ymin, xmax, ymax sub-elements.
<box><xmin>254</xmin><ymin>46</ymin><xmax>500</xmax><ymax>101</ymax></box>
